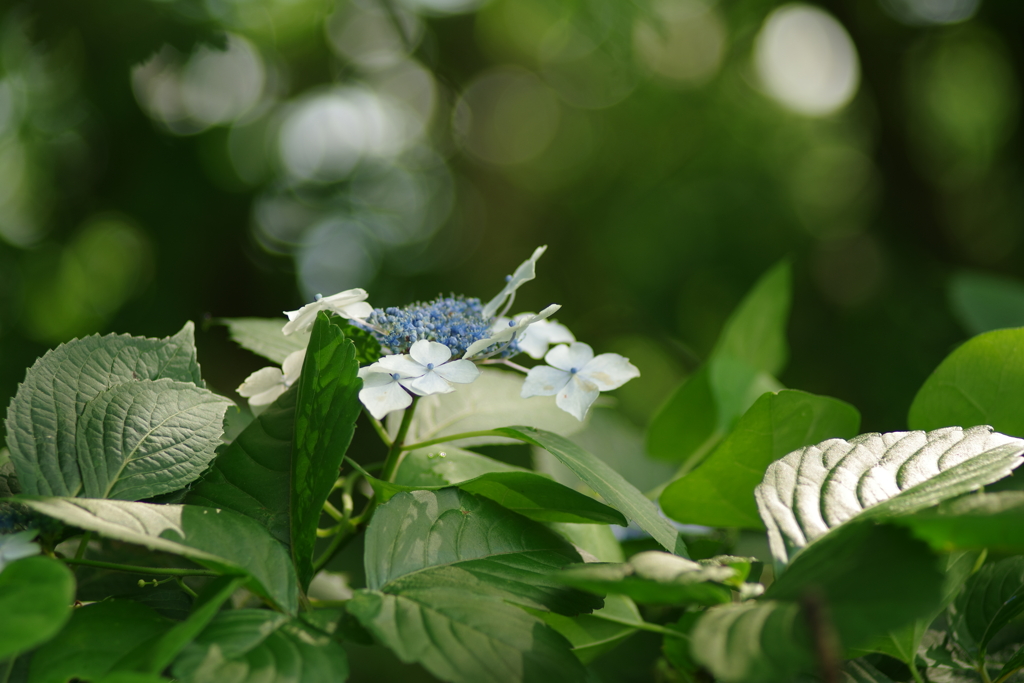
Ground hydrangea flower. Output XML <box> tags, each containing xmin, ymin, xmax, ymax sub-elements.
<box><xmin>237</xmin><ymin>349</ymin><xmax>304</xmax><ymax>410</ymax></box>
<box><xmin>481</xmin><ymin>245</ymin><xmax>546</xmax><ymax>319</ymax></box>
<box><xmin>367</xmin><ymin>296</ymin><xmax>494</xmax><ymax>358</ymax></box>
<box><xmin>464</xmin><ymin>305</ymin><xmax>561</xmax><ymax>359</ymax></box>
<box><xmin>283</xmin><ymin>288</ymin><xmax>373</xmax><ymax>336</ymax></box>
<box><xmin>521</xmin><ymin>342</ymin><xmax>640</xmax><ymax>421</ymax></box>
<box><xmin>0</xmin><ymin>529</ymin><xmax>40</xmax><ymax>574</ymax></box>
<box><xmin>496</xmin><ymin>315</ymin><xmax>574</xmax><ymax>360</ymax></box>
<box><xmin>358</xmin><ymin>340</ymin><xmax>479</xmax><ymax>418</ymax></box>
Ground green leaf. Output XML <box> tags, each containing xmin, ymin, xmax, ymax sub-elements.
<box><xmin>394</xmin><ymin>445</ymin><xmax>529</xmax><ymax>486</ymax></box>
<box><xmin>366</xmin><ymin>488</ymin><xmax>600</xmax><ymax>615</ymax></box>
<box><xmin>0</xmin><ymin>556</ymin><xmax>75</xmax><ymax>660</ymax></box>
<box><xmin>172</xmin><ymin>609</ymin><xmax>349</xmax><ymax>683</ymax></box>
<box><xmin>950</xmin><ymin>556</ymin><xmax>1024</xmax><ymax>655</ymax></box>
<box><xmin>552</xmin><ymin>551</ymin><xmax>737</xmax><ymax>606</ymax></box>
<box><xmin>895</xmin><ymin>491</ymin><xmax>1024</xmax><ymax>553</ymax></box>
<box><xmin>497</xmin><ymin>427</ymin><xmax>688</xmax><ymax>556</ymax></box>
<box><xmin>995</xmin><ymin>642</ymin><xmax>1024</xmax><ymax>683</ymax></box>
<box><xmin>6</xmin><ymin>323</ymin><xmax>203</xmax><ymax>497</ymax></box>
<box><xmin>755</xmin><ymin>425</ymin><xmax>1024</xmax><ymax>564</ymax></box>
<box><xmin>396</xmin><ymin>368</ymin><xmax>586</xmax><ymax>448</ymax></box>
<box><xmin>185</xmin><ymin>386</ymin><xmax>297</xmax><ymax>546</ymax></box>
<box><xmin>842</xmin><ymin>659</ymin><xmax>898</xmax><ymax>683</ymax></box>
<box><xmin>647</xmin><ymin>261</ymin><xmax>791</xmax><ymax>466</ymax></box>
<box><xmin>533</xmin><ymin>594</ymin><xmax>642</xmax><ymax>664</ymax></box>
<box><xmin>28</xmin><ymin>600</ymin><xmax>172</xmax><ymax>683</ymax></box>
<box><xmin>347</xmin><ymin>587</ymin><xmax>585</xmax><ymax>683</ymax></box>
<box><xmin>714</xmin><ymin>260</ymin><xmax>791</xmax><ymax>377</ymax></box>
<box><xmin>764</xmin><ymin>523</ymin><xmax>944</xmax><ymax>648</ymax></box>
<box><xmin>368</xmin><ymin>451</ymin><xmax>626</xmax><ymax>525</ymax></box>
<box><xmin>660</xmin><ymin>390</ymin><xmax>860</xmax><ymax>529</ymax></box>
<box><xmin>221</xmin><ymin>317</ymin><xmax>309</xmax><ymax>364</ymax></box>
<box><xmin>948</xmin><ymin>271</ymin><xmax>1024</xmax><ymax>336</ymax></box>
<box><xmin>690</xmin><ymin>600</ymin><xmax>811</xmax><ymax>683</ymax></box>
<box><xmin>0</xmin><ymin>448</ymin><xmax>20</xmax><ymax>497</ymax></box>
<box><xmin>19</xmin><ymin>498</ymin><xmax>297</xmax><ymax>615</ymax></box>
<box><xmin>77</xmin><ymin>380</ymin><xmax>232</xmax><ymax>501</ymax></box>
<box><xmin>909</xmin><ymin>327</ymin><xmax>1024</xmax><ymax>436</ymax></box>
<box><xmin>291</xmin><ymin>312</ymin><xmax>361</xmax><ymax>589</ymax></box>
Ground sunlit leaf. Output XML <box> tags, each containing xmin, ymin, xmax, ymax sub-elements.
<box><xmin>894</xmin><ymin>491</ymin><xmax>1024</xmax><ymax>553</ymax></box>
<box><xmin>660</xmin><ymin>390</ymin><xmax>859</xmax><ymax>529</ymax></box>
<box><xmin>909</xmin><ymin>327</ymin><xmax>1024</xmax><ymax>436</ymax></box>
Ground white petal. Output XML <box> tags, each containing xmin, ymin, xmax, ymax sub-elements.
<box><xmin>359</xmin><ymin>378</ymin><xmax>413</xmax><ymax>419</ymax></box>
<box><xmin>281</xmin><ymin>349</ymin><xmax>306</xmax><ymax>386</ymax></box>
<box><xmin>377</xmin><ymin>354</ymin><xmax>425</xmax><ymax>378</ymax></box>
<box><xmin>249</xmin><ymin>383</ymin><xmax>288</xmax><ymax>407</ymax></box>
<box><xmin>434</xmin><ymin>359</ymin><xmax>481</xmax><ymax>384</ymax></box>
<box><xmin>331</xmin><ymin>300</ymin><xmax>373</xmax><ymax>320</ymax></box>
<box><xmin>464</xmin><ymin>304</ymin><xmax>561</xmax><ymax>359</ymax></box>
<box><xmin>544</xmin><ymin>342</ymin><xmax>594</xmax><ymax>373</ymax></box>
<box><xmin>282</xmin><ymin>301</ymin><xmax>325</xmax><ymax>336</ymax></box>
<box><xmin>555</xmin><ymin>375</ymin><xmax>601</xmax><ymax>421</ymax></box>
<box><xmin>521</xmin><ymin>365</ymin><xmax>571</xmax><ymax>398</ymax></box>
<box><xmin>580</xmin><ymin>353</ymin><xmax>640</xmax><ymax>391</ymax></box>
<box><xmin>515</xmin><ymin>316</ymin><xmax>574</xmax><ymax>360</ymax></box>
<box><xmin>0</xmin><ymin>530</ymin><xmax>40</xmax><ymax>570</ymax></box>
<box><xmin>238</xmin><ymin>367</ymin><xmax>285</xmax><ymax>398</ymax></box>
<box><xmin>320</xmin><ymin>288</ymin><xmax>369</xmax><ymax>307</ymax></box>
<box><xmin>409</xmin><ymin>340</ymin><xmax>452</xmax><ymax>367</ymax></box>
<box><xmin>481</xmin><ymin>245</ymin><xmax>547</xmax><ymax>319</ymax></box>
<box><xmin>407</xmin><ymin>371</ymin><xmax>455</xmax><ymax>396</ymax></box>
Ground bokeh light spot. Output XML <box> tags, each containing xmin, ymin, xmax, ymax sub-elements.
<box><xmin>633</xmin><ymin>0</ymin><xmax>727</xmax><ymax>86</ymax></box>
<box><xmin>881</xmin><ymin>0</ymin><xmax>980</xmax><ymax>26</ymax></box>
<box><xmin>754</xmin><ymin>4</ymin><xmax>860</xmax><ymax>117</ymax></box>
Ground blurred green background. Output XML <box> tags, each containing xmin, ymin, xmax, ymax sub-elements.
<box><xmin>1</xmin><ymin>0</ymin><xmax>1022</xmax><ymax>440</ymax></box>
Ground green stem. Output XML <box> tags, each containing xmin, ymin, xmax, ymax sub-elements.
<box><xmin>63</xmin><ymin>558</ymin><xmax>219</xmax><ymax>577</ymax></box>
<box><xmin>312</xmin><ymin>523</ymin><xmax>357</xmax><ymax>574</ymax></box>
<box><xmin>364</xmin><ymin>409</ymin><xmax>392</xmax><ymax>447</ymax></box>
<box><xmin>380</xmin><ymin>399</ymin><xmax>419</xmax><ymax>482</ymax></box>
<box><xmin>74</xmin><ymin>531</ymin><xmax>92</xmax><ymax>560</ymax></box>
<box><xmin>909</xmin><ymin>660</ymin><xmax>926</xmax><ymax>683</ymax></box>
<box><xmin>979</xmin><ymin>662</ymin><xmax>993</xmax><ymax>683</ymax></box>
<box><xmin>175</xmin><ymin>577</ymin><xmax>199</xmax><ymax>599</ymax></box>
<box><xmin>400</xmin><ymin>429</ymin><xmax>504</xmax><ymax>452</ymax></box>
<box><xmin>995</xmin><ymin>668</ymin><xmax>1023</xmax><ymax>683</ymax></box>
<box><xmin>0</xmin><ymin>657</ymin><xmax>13</xmax><ymax>683</ymax></box>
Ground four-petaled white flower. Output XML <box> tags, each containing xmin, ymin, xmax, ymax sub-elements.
<box><xmin>237</xmin><ymin>349</ymin><xmax>304</xmax><ymax>410</ymax></box>
<box><xmin>464</xmin><ymin>304</ymin><xmax>561</xmax><ymax>359</ymax></box>
<box><xmin>481</xmin><ymin>246</ymin><xmax>547</xmax><ymax>319</ymax></box>
<box><xmin>503</xmin><ymin>315</ymin><xmax>574</xmax><ymax>360</ymax></box>
<box><xmin>282</xmin><ymin>288</ymin><xmax>373</xmax><ymax>336</ymax></box>
<box><xmin>358</xmin><ymin>340</ymin><xmax>481</xmax><ymax>419</ymax></box>
<box><xmin>0</xmin><ymin>529</ymin><xmax>40</xmax><ymax>574</ymax></box>
<box><xmin>521</xmin><ymin>342</ymin><xmax>640</xmax><ymax>421</ymax></box>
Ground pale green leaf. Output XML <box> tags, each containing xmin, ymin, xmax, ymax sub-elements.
<box><xmin>221</xmin><ymin>317</ymin><xmax>309</xmax><ymax>365</ymax></box>
<box><xmin>6</xmin><ymin>323</ymin><xmax>203</xmax><ymax>497</ymax></box>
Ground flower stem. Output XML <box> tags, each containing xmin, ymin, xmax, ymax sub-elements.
<box><xmin>364</xmin><ymin>409</ymin><xmax>392</xmax><ymax>447</ymax></box>
<box><xmin>175</xmin><ymin>577</ymin><xmax>199</xmax><ymax>599</ymax></box>
<box><xmin>63</xmin><ymin>558</ymin><xmax>219</xmax><ymax>577</ymax></box>
<box><xmin>380</xmin><ymin>398</ymin><xmax>418</xmax><ymax>482</ymax></box>
<box><xmin>400</xmin><ymin>429</ymin><xmax>505</xmax><ymax>452</ymax></box>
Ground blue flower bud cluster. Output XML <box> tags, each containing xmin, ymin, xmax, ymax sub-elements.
<box><xmin>367</xmin><ymin>295</ymin><xmax>518</xmax><ymax>358</ymax></box>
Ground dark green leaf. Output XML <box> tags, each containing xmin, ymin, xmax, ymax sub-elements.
<box><xmin>0</xmin><ymin>556</ymin><xmax>75</xmax><ymax>660</ymax></box>
<box><xmin>690</xmin><ymin>600</ymin><xmax>812</xmax><ymax>683</ymax></box>
<box><xmin>948</xmin><ymin>271</ymin><xmax>1024</xmax><ymax>336</ymax></box>
<box><xmin>909</xmin><ymin>327</ymin><xmax>1024</xmax><ymax>436</ymax></box>
<box><xmin>369</xmin><ymin>454</ymin><xmax>626</xmax><ymax>525</ymax></box>
<box><xmin>77</xmin><ymin>380</ymin><xmax>232</xmax><ymax>501</ymax></box>
<box><xmin>950</xmin><ymin>556</ymin><xmax>1024</xmax><ymax>655</ymax></box>
<box><xmin>647</xmin><ymin>261</ymin><xmax>791</xmax><ymax>466</ymax></box>
<box><xmin>895</xmin><ymin>491</ymin><xmax>1024</xmax><ymax>553</ymax></box>
<box><xmin>19</xmin><ymin>498</ymin><xmax>297</xmax><ymax>615</ymax></box>
<box><xmin>6</xmin><ymin>323</ymin><xmax>203</xmax><ymax>497</ymax></box>
<box><xmin>995</xmin><ymin>642</ymin><xmax>1024</xmax><ymax>682</ymax></box>
<box><xmin>552</xmin><ymin>551</ymin><xmax>737</xmax><ymax>605</ymax></box>
<box><xmin>172</xmin><ymin>609</ymin><xmax>349</xmax><ymax>683</ymax></box>
<box><xmin>291</xmin><ymin>312</ymin><xmax>361</xmax><ymax>589</ymax></box>
<box><xmin>0</xmin><ymin>448</ymin><xmax>21</xmax><ymax>497</ymax></box>
<box><xmin>394</xmin><ymin>445</ymin><xmax>529</xmax><ymax>486</ymax></box>
<box><xmin>765</xmin><ymin>523</ymin><xmax>944</xmax><ymax>649</ymax></box>
<box><xmin>661</xmin><ymin>390</ymin><xmax>859</xmax><ymax>528</ymax></box>
<box><xmin>842</xmin><ymin>659</ymin><xmax>898</xmax><ymax>683</ymax></box>
<box><xmin>533</xmin><ymin>594</ymin><xmax>641</xmax><ymax>664</ymax></box>
<box><xmin>221</xmin><ymin>317</ymin><xmax>309</xmax><ymax>365</ymax></box>
<box><xmin>347</xmin><ymin>587</ymin><xmax>584</xmax><ymax>683</ymax></box>
<box><xmin>498</xmin><ymin>427</ymin><xmax>688</xmax><ymax>556</ymax></box>
<box><xmin>28</xmin><ymin>600</ymin><xmax>172</xmax><ymax>683</ymax></box>
<box><xmin>755</xmin><ymin>426</ymin><xmax>1024</xmax><ymax>564</ymax></box>
<box><xmin>341</xmin><ymin>322</ymin><xmax>384</xmax><ymax>366</ymax></box>
<box><xmin>185</xmin><ymin>386</ymin><xmax>297</xmax><ymax>546</ymax></box>
<box><xmin>366</xmin><ymin>488</ymin><xmax>599</xmax><ymax>615</ymax></box>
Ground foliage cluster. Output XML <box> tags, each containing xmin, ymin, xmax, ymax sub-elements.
<box><xmin>4</xmin><ymin>261</ymin><xmax>1024</xmax><ymax>683</ymax></box>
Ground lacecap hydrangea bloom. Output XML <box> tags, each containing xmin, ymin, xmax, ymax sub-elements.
<box><xmin>236</xmin><ymin>246</ymin><xmax>639</xmax><ymax>422</ymax></box>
